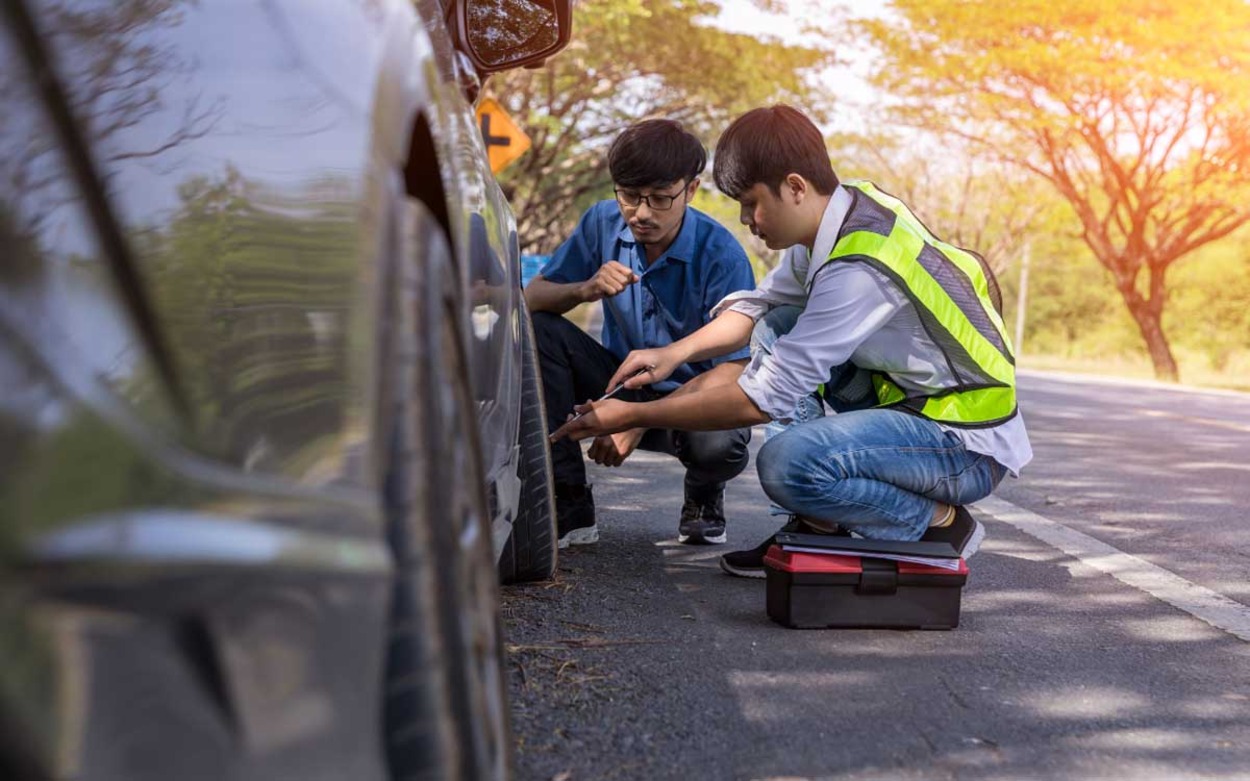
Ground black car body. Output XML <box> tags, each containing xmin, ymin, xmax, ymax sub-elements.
<box><xmin>0</xmin><ymin>0</ymin><xmax>564</xmax><ymax>778</ymax></box>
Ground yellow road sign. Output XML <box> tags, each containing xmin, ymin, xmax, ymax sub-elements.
<box><xmin>476</xmin><ymin>97</ymin><xmax>531</xmax><ymax>174</ymax></box>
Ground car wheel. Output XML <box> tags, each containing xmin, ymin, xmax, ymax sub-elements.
<box><xmin>498</xmin><ymin>299</ymin><xmax>557</xmax><ymax>584</ymax></box>
<box><xmin>382</xmin><ymin>192</ymin><xmax>511</xmax><ymax>780</ymax></box>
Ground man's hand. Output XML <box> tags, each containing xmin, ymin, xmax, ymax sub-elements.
<box><xmin>580</xmin><ymin>261</ymin><xmax>639</xmax><ymax>302</ymax></box>
<box><xmin>587</xmin><ymin>428</ymin><xmax>646</xmax><ymax>467</ymax></box>
<box><xmin>607</xmin><ymin>346</ymin><xmax>682</xmax><ymax>392</ymax></box>
<box><xmin>550</xmin><ymin>398</ymin><xmax>636</xmax><ymax>442</ymax></box>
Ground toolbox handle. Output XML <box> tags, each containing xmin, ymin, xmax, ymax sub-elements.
<box><xmin>856</xmin><ymin>558</ymin><xmax>899</xmax><ymax>595</ymax></box>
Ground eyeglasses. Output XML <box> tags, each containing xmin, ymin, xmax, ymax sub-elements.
<box><xmin>613</xmin><ymin>184</ymin><xmax>688</xmax><ymax>211</ymax></box>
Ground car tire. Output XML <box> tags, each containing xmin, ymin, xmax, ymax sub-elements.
<box><xmin>382</xmin><ymin>192</ymin><xmax>511</xmax><ymax>781</ymax></box>
<box><xmin>498</xmin><ymin>299</ymin><xmax>557</xmax><ymax>584</ymax></box>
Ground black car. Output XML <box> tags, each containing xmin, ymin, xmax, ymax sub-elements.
<box><xmin>0</xmin><ymin>0</ymin><xmax>567</xmax><ymax>778</ymax></box>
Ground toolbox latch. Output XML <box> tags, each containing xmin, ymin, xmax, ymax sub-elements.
<box><xmin>856</xmin><ymin>558</ymin><xmax>899</xmax><ymax>595</ymax></box>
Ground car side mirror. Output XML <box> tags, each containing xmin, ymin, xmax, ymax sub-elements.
<box><xmin>455</xmin><ymin>0</ymin><xmax>573</xmax><ymax>75</ymax></box>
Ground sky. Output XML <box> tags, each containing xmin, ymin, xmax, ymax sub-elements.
<box><xmin>708</xmin><ymin>0</ymin><xmax>893</xmax><ymax>134</ymax></box>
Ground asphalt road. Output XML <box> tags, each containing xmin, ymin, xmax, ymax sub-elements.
<box><xmin>501</xmin><ymin>370</ymin><xmax>1250</xmax><ymax>781</ymax></box>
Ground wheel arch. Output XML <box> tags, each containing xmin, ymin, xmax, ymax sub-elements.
<box><xmin>402</xmin><ymin>113</ymin><xmax>454</xmax><ymax>244</ymax></box>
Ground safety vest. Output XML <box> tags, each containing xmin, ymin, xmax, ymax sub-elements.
<box><xmin>818</xmin><ymin>181</ymin><xmax>1017</xmax><ymax>428</ymax></box>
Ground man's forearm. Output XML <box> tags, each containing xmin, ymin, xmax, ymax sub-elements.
<box><xmin>667</xmin><ymin>311</ymin><xmax>756</xmax><ymax>365</ymax></box>
<box><xmin>633</xmin><ymin>379</ymin><xmax>770</xmax><ymax>431</ymax></box>
<box><xmin>550</xmin><ymin>364</ymin><xmax>768</xmax><ymax>442</ymax></box>
<box><xmin>666</xmin><ymin>360</ymin><xmax>746</xmax><ymax>398</ymax></box>
<box><xmin>524</xmin><ymin>276</ymin><xmax>586</xmax><ymax>314</ymax></box>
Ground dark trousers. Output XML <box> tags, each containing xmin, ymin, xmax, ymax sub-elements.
<box><xmin>531</xmin><ymin>311</ymin><xmax>751</xmax><ymax>499</ymax></box>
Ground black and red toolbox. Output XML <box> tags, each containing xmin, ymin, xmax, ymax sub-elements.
<box><xmin>764</xmin><ymin>532</ymin><xmax>969</xmax><ymax>630</ymax></box>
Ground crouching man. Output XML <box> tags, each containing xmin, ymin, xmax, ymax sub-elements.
<box><xmin>524</xmin><ymin>119</ymin><xmax>758</xmax><ymax>547</ymax></box>
<box><xmin>551</xmin><ymin>106</ymin><xmax>1032</xmax><ymax>576</ymax></box>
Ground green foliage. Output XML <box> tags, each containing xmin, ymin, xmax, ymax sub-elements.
<box><xmin>1165</xmin><ymin>231</ymin><xmax>1250</xmax><ymax>373</ymax></box>
<box><xmin>1013</xmin><ymin>234</ymin><xmax>1134</xmax><ymax>359</ymax></box>
<box><xmin>690</xmin><ymin>188</ymin><xmax>775</xmax><ymax>280</ymax></box>
<box><xmin>830</xmin><ymin>131</ymin><xmax>1057</xmax><ymax>278</ymax></box>
<box><xmin>491</xmin><ymin>0</ymin><xmax>836</xmax><ymax>253</ymax></box>
<box><xmin>997</xmin><ymin>209</ymin><xmax>1250</xmax><ymax>385</ymax></box>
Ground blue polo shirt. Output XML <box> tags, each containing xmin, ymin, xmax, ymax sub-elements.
<box><xmin>542</xmin><ymin>200</ymin><xmax>755</xmax><ymax>391</ymax></box>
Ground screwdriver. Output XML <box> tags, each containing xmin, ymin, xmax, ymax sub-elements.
<box><xmin>563</xmin><ymin>365</ymin><xmax>655</xmax><ymax>426</ymax></box>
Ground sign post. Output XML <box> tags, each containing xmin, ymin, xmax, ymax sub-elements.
<box><xmin>475</xmin><ymin>97</ymin><xmax>531</xmax><ymax>174</ymax></box>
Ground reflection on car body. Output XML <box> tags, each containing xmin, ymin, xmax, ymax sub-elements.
<box><xmin>0</xmin><ymin>0</ymin><xmax>567</xmax><ymax>778</ymax></box>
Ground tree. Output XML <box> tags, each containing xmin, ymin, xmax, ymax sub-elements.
<box><xmin>691</xmin><ymin>188</ymin><xmax>778</xmax><ymax>278</ymax></box>
<box><xmin>490</xmin><ymin>0</ymin><xmax>836</xmax><ymax>254</ymax></box>
<box><xmin>831</xmin><ymin>131</ymin><xmax>1046</xmax><ymax>278</ymax></box>
<box><xmin>856</xmin><ymin>0</ymin><xmax>1250</xmax><ymax>381</ymax></box>
<box><xmin>1168</xmin><ymin>232</ymin><xmax>1250</xmax><ymax>375</ymax></box>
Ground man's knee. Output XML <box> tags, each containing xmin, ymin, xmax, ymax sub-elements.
<box><xmin>682</xmin><ymin>428</ymin><xmax>750</xmax><ymax>470</ymax></box>
<box><xmin>529</xmin><ymin>310</ymin><xmax>568</xmax><ymax>341</ymax></box>
<box><xmin>756</xmin><ymin>437</ymin><xmax>792</xmax><ymax>508</ymax></box>
<box><xmin>530</xmin><ymin>310</ymin><xmax>588</xmax><ymax>361</ymax></box>
<box><xmin>757</xmin><ymin>427</ymin><xmax>829</xmax><ymax>507</ymax></box>
<box><xmin>756</xmin><ymin>433</ymin><xmax>789</xmax><ymax>496</ymax></box>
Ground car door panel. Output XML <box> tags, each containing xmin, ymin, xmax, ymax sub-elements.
<box><xmin>28</xmin><ymin>0</ymin><xmax>393</xmax><ymax>487</ymax></box>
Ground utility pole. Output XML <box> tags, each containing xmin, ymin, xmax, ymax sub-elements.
<box><xmin>1014</xmin><ymin>241</ymin><xmax>1031</xmax><ymax>359</ymax></box>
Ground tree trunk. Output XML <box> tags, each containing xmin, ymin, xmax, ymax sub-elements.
<box><xmin>1120</xmin><ymin>289</ymin><xmax>1179</xmax><ymax>382</ymax></box>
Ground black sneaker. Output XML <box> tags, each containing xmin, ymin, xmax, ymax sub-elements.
<box><xmin>719</xmin><ymin>516</ymin><xmax>848</xmax><ymax>579</ymax></box>
<box><xmin>678</xmin><ymin>490</ymin><xmax>727</xmax><ymax>545</ymax></box>
<box><xmin>555</xmin><ymin>484</ymin><xmax>598</xmax><ymax>549</ymax></box>
<box><xmin>919</xmin><ymin>505</ymin><xmax>985</xmax><ymax>558</ymax></box>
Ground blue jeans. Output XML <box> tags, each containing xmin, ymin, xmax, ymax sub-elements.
<box><xmin>751</xmin><ymin>306</ymin><xmax>1005</xmax><ymax>541</ymax></box>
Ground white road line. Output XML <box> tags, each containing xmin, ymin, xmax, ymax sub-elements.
<box><xmin>977</xmin><ymin>495</ymin><xmax>1250</xmax><ymax>643</ymax></box>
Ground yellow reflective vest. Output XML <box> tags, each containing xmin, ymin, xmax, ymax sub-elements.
<box><xmin>818</xmin><ymin>181</ymin><xmax>1017</xmax><ymax>428</ymax></box>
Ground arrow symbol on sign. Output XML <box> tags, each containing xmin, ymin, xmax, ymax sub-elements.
<box><xmin>480</xmin><ymin>114</ymin><xmax>510</xmax><ymax>150</ymax></box>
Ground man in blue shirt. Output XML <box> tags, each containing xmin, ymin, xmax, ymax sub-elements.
<box><xmin>525</xmin><ymin>119</ymin><xmax>757</xmax><ymax>547</ymax></box>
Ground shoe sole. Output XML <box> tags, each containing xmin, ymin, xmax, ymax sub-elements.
<box><xmin>718</xmin><ymin>557</ymin><xmax>766</xmax><ymax>579</ymax></box>
<box><xmin>962</xmin><ymin>520</ymin><xmax>985</xmax><ymax>559</ymax></box>
<box><xmin>557</xmin><ymin>525</ymin><xmax>599</xmax><ymax>549</ymax></box>
<box><xmin>678</xmin><ymin>531</ymin><xmax>727</xmax><ymax>545</ymax></box>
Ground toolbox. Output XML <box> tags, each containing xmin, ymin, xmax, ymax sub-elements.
<box><xmin>763</xmin><ymin>539</ymin><xmax>969</xmax><ymax>630</ymax></box>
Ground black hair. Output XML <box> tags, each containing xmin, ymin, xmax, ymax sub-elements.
<box><xmin>713</xmin><ymin>105</ymin><xmax>839</xmax><ymax>199</ymax></box>
<box><xmin>607</xmin><ymin>119</ymin><xmax>707</xmax><ymax>188</ymax></box>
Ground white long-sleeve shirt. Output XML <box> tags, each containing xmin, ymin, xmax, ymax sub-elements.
<box><xmin>713</xmin><ymin>186</ymin><xmax>1033</xmax><ymax>476</ymax></box>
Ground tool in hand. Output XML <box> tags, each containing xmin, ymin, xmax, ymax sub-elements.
<box><xmin>563</xmin><ymin>365</ymin><xmax>655</xmax><ymax>426</ymax></box>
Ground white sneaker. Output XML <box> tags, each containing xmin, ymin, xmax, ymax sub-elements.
<box><xmin>557</xmin><ymin>523</ymin><xmax>598</xmax><ymax>549</ymax></box>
